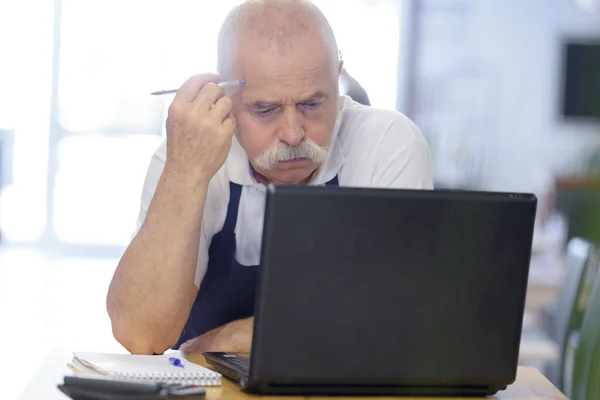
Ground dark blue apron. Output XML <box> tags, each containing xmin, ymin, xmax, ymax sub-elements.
<box><xmin>175</xmin><ymin>176</ymin><xmax>339</xmax><ymax>348</ymax></box>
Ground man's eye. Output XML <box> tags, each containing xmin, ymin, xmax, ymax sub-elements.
<box><xmin>255</xmin><ymin>108</ymin><xmax>277</xmax><ymax>117</ymax></box>
<box><xmin>302</xmin><ymin>102</ymin><xmax>322</xmax><ymax>110</ymax></box>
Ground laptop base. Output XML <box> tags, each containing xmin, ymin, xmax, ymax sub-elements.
<box><xmin>205</xmin><ymin>352</ymin><xmax>505</xmax><ymax>396</ymax></box>
<box><xmin>242</xmin><ymin>383</ymin><xmax>504</xmax><ymax>397</ymax></box>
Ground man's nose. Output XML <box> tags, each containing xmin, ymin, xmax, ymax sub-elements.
<box><xmin>277</xmin><ymin>107</ymin><xmax>305</xmax><ymax>147</ymax></box>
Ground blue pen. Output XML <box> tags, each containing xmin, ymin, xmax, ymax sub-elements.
<box><xmin>169</xmin><ymin>357</ymin><xmax>185</xmax><ymax>369</ymax></box>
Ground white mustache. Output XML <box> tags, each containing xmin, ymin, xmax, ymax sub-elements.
<box><xmin>253</xmin><ymin>139</ymin><xmax>329</xmax><ymax>170</ymax></box>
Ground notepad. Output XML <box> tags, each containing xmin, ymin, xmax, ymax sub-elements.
<box><xmin>70</xmin><ymin>351</ymin><xmax>221</xmax><ymax>386</ymax></box>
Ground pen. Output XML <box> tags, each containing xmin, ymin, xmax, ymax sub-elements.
<box><xmin>168</xmin><ymin>357</ymin><xmax>185</xmax><ymax>368</ymax></box>
<box><xmin>150</xmin><ymin>79</ymin><xmax>246</xmax><ymax>96</ymax></box>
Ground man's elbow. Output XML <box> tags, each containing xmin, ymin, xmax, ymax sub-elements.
<box><xmin>107</xmin><ymin>302</ymin><xmax>179</xmax><ymax>355</ymax></box>
<box><xmin>110</xmin><ymin>319</ymin><xmax>179</xmax><ymax>355</ymax></box>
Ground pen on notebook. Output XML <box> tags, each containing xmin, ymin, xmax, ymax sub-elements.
<box><xmin>168</xmin><ymin>357</ymin><xmax>185</xmax><ymax>368</ymax></box>
<box><xmin>150</xmin><ymin>79</ymin><xmax>246</xmax><ymax>96</ymax></box>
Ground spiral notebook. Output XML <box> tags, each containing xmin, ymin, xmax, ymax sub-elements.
<box><xmin>70</xmin><ymin>351</ymin><xmax>222</xmax><ymax>386</ymax></box>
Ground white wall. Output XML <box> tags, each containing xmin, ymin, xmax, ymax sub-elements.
<box><xmin>413</xmin><ymin>0</ymin><xmax>600</xmax><ymax>192</ymax></box>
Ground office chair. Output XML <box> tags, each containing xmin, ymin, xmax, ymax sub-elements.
<box><xmin>571</xmin><ymin>259</ymin><xmax>600</xmax><ymax>400</ymax></box>
<box><xmin>538</xmin><ymin>238</ymin><xmax>594</xmax><ymax>389</ymax></box>
<box><xmin>558</xmin><ymin>239</ymin><xmax>598</xmax><ymax>396</ymax></box>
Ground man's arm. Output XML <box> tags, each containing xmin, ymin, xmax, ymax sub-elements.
<box><xmin>106</xmin><ymin>74</ymin><xmax>236</xmax><ymax>355</ymax></box>
<box><xmin>179</xmin><ymin>317</ymin><xmax>254</xmax><ymax>353</ymax></box>
<box><xmin>106</xmin><ymin>156</ymin><xmax>209</xmax><ymax>355</ymax></box>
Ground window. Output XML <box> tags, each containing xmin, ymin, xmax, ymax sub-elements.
<box><xmin>0</xmin><ymin>0</ymin><xmax>405</xmax><ymax>248</ymax></box>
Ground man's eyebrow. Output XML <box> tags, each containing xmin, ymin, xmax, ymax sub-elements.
<box><xmin>249</xmin><ymin>100</ymin><xmax>281</xmax><ymax>108</ymax></box>
<box><xmin>247</xmin><ymin>101</ymin><xmax>281</xmax><ymax>109</ymax></box>
<box><xmin>299</xmin><ymin>91</ymin><xmax>328</xmax><ymax>103</ymax></box>
<box><xmin>245</xmin><ymin>91</ymin><xmax>329</xmax><ymax>109</ymax></box>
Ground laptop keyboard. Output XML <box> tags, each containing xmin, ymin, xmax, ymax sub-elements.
<box><xmin>222</xmin><ymin>353</ymin><xmax>250</xmax><ymax>370</ymax></box>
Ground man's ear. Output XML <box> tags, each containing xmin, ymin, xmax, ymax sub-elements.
<box><xmin>338</xmin><ymin>59</ymin><xmax>345</xmax><ymax>77</ymax></box>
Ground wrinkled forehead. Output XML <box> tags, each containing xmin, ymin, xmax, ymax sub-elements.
<box><xmin>241</xmin><ymin>68</ymin><xmax>332</xmax><ymax>104</ymax></box>
<box><xmin>233</xmin><ymin>35</ymin><xmax>338</xmax><ymax>103</ymax></box>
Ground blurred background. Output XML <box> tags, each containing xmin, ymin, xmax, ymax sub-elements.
<box><xmin>0</xmin><ymin>0</ymin><xmax>599</xmax><ymax>398</ymax></box>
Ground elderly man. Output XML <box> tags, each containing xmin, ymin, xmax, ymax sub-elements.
<box><xmin>107</xmin><ymin>0</ymin><xmax>433</xmax><ymax>356</ymax></box>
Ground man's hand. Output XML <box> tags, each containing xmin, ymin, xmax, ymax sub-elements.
<box><xmin>180</xmin><ymin>317</ymin><xmax>254</xmax><ymax>353</ymax></box>
<box><xmin>165</xmin><ymin>73</ymin><xmax>236</xmax><ymax>184</ymax></box>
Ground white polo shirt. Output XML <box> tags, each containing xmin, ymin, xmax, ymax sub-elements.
<box><xmin>136</xmin><ymin>96</ymin><xmax>433</xmax><ymax>287</ymax></box>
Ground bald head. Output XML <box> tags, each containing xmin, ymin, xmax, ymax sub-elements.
<box><xmin>217</xmin><ymin>0</ymin><xmax>340</xmax><ymax>79</ymax></box>
<box><xmin>222</xmin><ymin>0</ymin><xmax>343</xmax><ymax>185</ymax></box>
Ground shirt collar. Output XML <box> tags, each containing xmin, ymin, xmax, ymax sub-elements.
<box><xmin>226</xmin><ymin>96</ymin><xmax>346</xmax><ymax>186</ymax></box>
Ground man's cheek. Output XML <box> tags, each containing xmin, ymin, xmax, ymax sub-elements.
<box><xmin>236</xmin><ymin>126</ymin><xmax>262</xmax><ymax>158</ymax></box>
<box><xmin>233</xmin><ymin>117</ymin><xmax>251</xmax><ymax>144</ymax></box>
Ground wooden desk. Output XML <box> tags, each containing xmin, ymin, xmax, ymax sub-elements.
<box><xmin>18</xmin><ymin>347</ymin><xmax>568</xmax><ymax>400</ymax></box>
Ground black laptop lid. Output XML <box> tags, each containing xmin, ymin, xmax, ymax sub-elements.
<box><xmin>250</xmin><ymin>187</ymin><xmax>536</xmax><ymax>388</ymax></box>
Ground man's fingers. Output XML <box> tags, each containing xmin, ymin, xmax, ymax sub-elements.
<box><xmin>179</xmin><ymin>337</ymin><xmax>201</xmax><ymax>352</ymax></box>
<box><xmin>211</xmin><ymin>96</ymin><xmax>233</xmax><ymax>122</ymax></box>
<box><xmin>194</xmin><ymin>83</ymin><xmax>226</xmax><ymax>111</ymax></box>
<box><xmin>173</xmin><ymin>74</ymin><xmax>221</xmax><ymax>104</ymax></box>
<box><xmin>179</xmin><ymin>340</ymin><xmax>194</xmax><ymax>352</ymax></box>
<box><xmin>222</xmin><ymin>116</ymin><xmax>236</xmax><ymax>133</ymax></box>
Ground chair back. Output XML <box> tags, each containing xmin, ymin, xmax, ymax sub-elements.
<box><xmin>571</xmin><ymin>256</ymin><xmax>600</xmax><ymax>400</ymax></box>
<box><xmin>555</xmin><ymin>238</ymin><xmax>597</xmax><ymax>393</ymax></box>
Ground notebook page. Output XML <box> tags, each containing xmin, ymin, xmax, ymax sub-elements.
<box><xmin>72</xmin><ymin>351</ymin><xmax>221</xmax><ymax>383</ymax></box>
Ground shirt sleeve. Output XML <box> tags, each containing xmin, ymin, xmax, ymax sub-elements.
<box><xmin>135</xmin><ymin>141</ymin><xmax>166</xmax><ymax>232</ymax></box>
<box><xmin>134</xmin><ymin>141</ymin><xmax>210</xmax><ymax>289</ymax></box>
<box><xmin>371</xmin><ymin>116</ymin><xmax>434</xmax><ymax>189</ymax></box>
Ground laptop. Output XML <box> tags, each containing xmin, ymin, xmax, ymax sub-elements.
<box><xmin>204</xmin><ymin>186</ymin><xmax>537</xmax><ymax>396</ymax></box>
